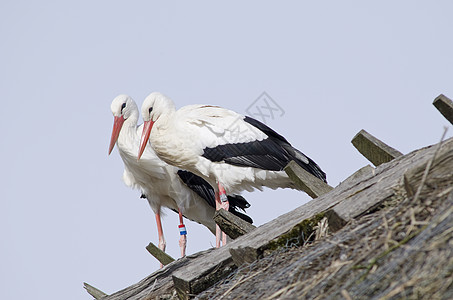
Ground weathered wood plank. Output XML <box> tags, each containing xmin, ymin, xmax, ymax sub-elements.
<box><xmin>101</xmin><ymin>249</ymin><xmax>213</xmax><ymax>300</ymax></box>
<box><xmin>197</xmin><ymin>171</ymin><xmax>453</xmax><ymax>300</ymax></box>
<box><xmin>171</xmin><ymin>140</ymin><xmax>453</xmax><ymax>297</ymax></box>
<box><xmin>403</xmin><ymin>133</ymin><xmax>453</xmax><ymax>200</ymax></box>
<box><xmin>145</xmin><ymin>241</ymin><xmax>175</xmax><ymax>266</ymax></box>
<box><xmin>351</xmin><ymin>129</ymin><xmax>403</xmax><ymax>166</ymax></box>
<box><xmin>172</xmin><ymin>246</ymin><xmax>235</xmax><ymax>298</ymax></box>
<box><xmin>83</xmin><ymin>282</ymin><xmax>108</xmax><ymax>299</ymax></box>
<box><xmin>336</xmin><ymin>165</ymin><xmax>374</xmax><ymax>188</ymax></box>
<box><xmin>284</xmin><ymin>160</ymin><xmax>334</xmax><ymax>198</ymax></box>
<box><xmin>229</xmin><ymin>138</ymin><xmax>453</xmax><ymax>267</ymax></box>
<box><xmin>433</xmin><ymin>94</ymin><xmax>453</xmax><ymax>125</ymax></box>
<box><xmin>214</xmin><ymin>208</ymin><xmax>256</xmax><ymax>239</ymax></box>
<box><xmin>333</xmin><ymin>137</ymin><xmax>451</xmax><ymax>223</ymax></box>
<box><xmin>100</xmin><ymin>138</ymin><xmax>453</xmax><ymax>300</ymax></box>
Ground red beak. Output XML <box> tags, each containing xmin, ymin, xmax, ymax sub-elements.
<box><xmin>108</xmin><ymin>116</ymin><xmax>125</xmax><ymax>155</ymax></box>
<box><xmin>138</xmin><ymin>119</ymin><xmax>154</xmax><ymax>160</ymax></box>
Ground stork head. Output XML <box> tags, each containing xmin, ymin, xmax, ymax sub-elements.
<box><xmin>138</xmin><ymin>92</ymin><xmax>175</xmax><ymax>160</ymax></box>
<box><xmin>109</xmin><ymin>94</ymin><xmax>138</xmax><ymax>155</ymax></box>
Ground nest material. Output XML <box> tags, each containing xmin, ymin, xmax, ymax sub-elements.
<box><xmin>197</xmin><ymin>172</ymin><xmax>453</xmax><ymax>300</ymax></box>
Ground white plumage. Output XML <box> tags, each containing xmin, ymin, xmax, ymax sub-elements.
<box><xmin>138</xmin><ymin>92</ymin><xmax>327</xmax><ymax>196</ymax></box>
<box><xmin>110</xmin><ymin>95</ymin><xmax>219</xmax><ymax>225</ymax></box>
<box><xmin>110</xmin><ymin>94</ymin><xmax>251</xmax><ymax>256</ymax></box>
<box><xmin>138</xmin><ymin>92</ymin><xmax>326</xmax><ymax>248</ymax></box>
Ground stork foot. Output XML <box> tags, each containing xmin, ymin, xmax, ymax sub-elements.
<box><xmin>218</xmin><ymin>183</ymin><xmax>229</xmax><ymax>210</ymax></box>
<box><xmin>155</xmin><ymin>213</ymin><xmax>166</xmax><ymax>268</ymax></box>
<box><xmin>216</xmin><ymin>224</ymin><xmax>222</xmax><ymax>248</ymax></box>
<box><xmin>222</xmin><ymin>232</ymin><xmax>227</xmax><ymax>246</ymax></box>
<box><xmin>215</xmin><ymin>183</ymin><xmax>229</xmax><ymax>247</ymax></box>
<box><xmin>179</xmin><ymin>224</ymin><xmax>187</xmax><ymax>257</ymax></box>
<box><xmin>179</xmin><ymin>234</ymin><xmax>187</xmax><ymax>257</ymax></box>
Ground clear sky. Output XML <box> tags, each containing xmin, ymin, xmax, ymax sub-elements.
<box><xmin>1</xmin><ymin>1</ymin><xmax>452</xmax><ymax>299</ymax></box>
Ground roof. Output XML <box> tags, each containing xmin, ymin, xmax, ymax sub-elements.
<box><xmin>86</xmin><ymin>94</ymin><xmax>453</xmax><ymax>299</ymax></box>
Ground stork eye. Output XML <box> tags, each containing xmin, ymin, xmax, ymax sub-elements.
<box><xmin>121</xmin><ymin>102</ymin><xmax>126</xmax><ymax>112</ymax></box>
<box><xmin>149</xmin><ymin>107</ymin><xmax>153</xmax><ymax>114</ymax></box>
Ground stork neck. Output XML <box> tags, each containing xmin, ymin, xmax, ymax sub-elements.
<box><xmin>118</xmin><ymin>114</ymin><xmax>139</xmax><ymax>151</ymax></box>
<box><xmin>156</xmin><ymin>108</ymin><xmax>175</xmax><ymax>130</ymax></box>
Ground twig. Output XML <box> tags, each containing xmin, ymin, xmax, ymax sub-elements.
<box><xmin>145</xmin><ymin>242</ymin><xmax>175</xmax><ymax>266</ymax></box>
<box><xmin>217</xmin><ymin>275</ymin><xmax>245</xmax><ymax>299</ymax></box>
<box><xmin>220</xmin><ymin>264</ymin><xmax>272</xmax><ymax>299</ymax></box>
<box><xmin>413</xmin><ymin>127</ymin><xmax>448</xmax><ymax>203</ymax></box>
<box><xmin>83</xmin><ymin>282</ymin><xmax>108</xmax><ymax>299</ymax></box>
<box><xmin>265</xmin><ymin>281</ymin><xmax>300</xmax><ymax>300</ymax></box>
<box><xmin>382</xmin><ymin>214</ymin><xmax>391</xmax><ymax>250</ymax></box>
<box><xmin>314</xmin><ymin>217</ymin><xmax>330</xmax><ymax>240</ymax></box>
<box><xmin>150</xmin><ymin>279</ymin><xmax>157</xmax><ymax>292</ymax></box>
<box><xmin>341</xmin><ymin>289</ymin><xmax>353</xmax><ymax>300</ymax></box>
<box><xmin>379</xmin><ymin>276</ymin><xmax>420</xmax><ymax>300</ymax></box>
<box><xmin>406</xmin><ymin>207</ymin><xmax>429</xmax><ymax>236</ymax></box>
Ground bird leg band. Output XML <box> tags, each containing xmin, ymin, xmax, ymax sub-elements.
<box><xmin>220</xmin><ymin>193</ymin><xmax>228</xmax><ymax>202</ymax></box>
<box><xmin>178</xmin><ymin>224</ymin><xmax>187</xmax><ymax>235</ymax></box>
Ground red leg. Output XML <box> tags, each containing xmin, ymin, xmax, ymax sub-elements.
<box><xmin>155</xmin><ymin>213</ymin><xmax>166</xmax><ymax>251</ymax></box>
<box><xmin>155</xmin><ymin>212</ymin><xmax>166</xmax><ymax>268</ymax></box>
<box><xmin>178</xmin><ymin>210</ymin><xmax>187</xmax><ymax>257</ymax></box>
<box><xmin>215</xmin><ymin>224</ymin><xmax>222</xmax><ymax>248</ymax></box>
<box><xmin>219</xmin><ymin>183</ymin><xmax>229</xmax><ymax>246</ymax></box>
<box><xmin>217</xmin><ymin>183</ymin><xmax>229</xmax><ymax>211</ymax></box>
<box><xmin>215</xmin><ymin>191</ymin><xmax>222</xmax><ymax>248</ymax></box>
<box><xmin>215</xmin><ymin>183</ymin><xmax>230</xmax><ymax>247</ymax></box>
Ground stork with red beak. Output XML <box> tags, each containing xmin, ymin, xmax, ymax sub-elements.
<box><xmin>138</xmin><ymin>92</ymin><xmax>327</xmax><ymax>247</ymax></box>
<box><xmin>109</xmin><ymin>95</ymin><xmax>252</xmax><ymax>259</ymax></box>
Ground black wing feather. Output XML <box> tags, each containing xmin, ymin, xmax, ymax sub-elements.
<box><xmin>202</xmin><ymin>116</ymin><xmax>327</xmax><ymax>182</ymax></box>
<box><xmin>177</xmin><ymin>170</ymin><xmax>253</xmax><ymax>223</ymax></box>
<box><xmin>177</xmin><ymin>170</ymin><xmax>216</xmax><ymax>208</ymax></box>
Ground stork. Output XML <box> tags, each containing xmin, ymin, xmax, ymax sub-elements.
<box><xmin>109</xmin><ymin>95</ymin><xmax>252</xmax><ymax>259</ymax></box>
<box><xmin>138</xmin><ymin>92</ymin><xmax>326</xmax><ymax>247</ymax></box>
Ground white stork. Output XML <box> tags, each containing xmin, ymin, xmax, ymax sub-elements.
<box><xmin>108</xmin><ymin>95</ymin><xmax>252</xmax><ymax>258</ymax></box>
<box><xmin>137</xmin><ymin>92</ymin><xmax>327</xmax><ymax>247</ymax></box>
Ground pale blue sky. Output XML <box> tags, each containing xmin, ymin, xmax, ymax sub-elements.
<box><xmin>1</xmin><ymin>1</ymin><xmax>452</xmax><ymax>299</ymax></box>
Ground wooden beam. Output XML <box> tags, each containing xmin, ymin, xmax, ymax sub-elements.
<box><xmin>95</xmin><ymin>138</ymin><xmax>453</xmax><ymax>300</ymax></box>
<box><xmin>351</xmin><ymin>129</ymin><xmax>403</xmax><ymax>167</ymax></box>
<box><xmin>284</xmin><ymin>160</ymin><xmax>333</xmax><ymax>198</ymax></box>
<box><xmin>101</xmin><ymin>249</ymin><xmax>213</xmax><ymax>300</ymax></box>
<box><xmin>230</xmin><ymin>139</ymin><xmax>453</xmax><ymax>267</ymax></box>
<box><xmin>229</xmin><ymin>209</ymin><xmax>347</xmax><ymax>267</ymax></box>
<box><xmin>214</xmin><ymin>209</ymin><xmax>256</xmax><ymax>239</ymax></box>
<box><xmin>172</xmin><ymin>246</ymin><xmax>236</xmax><ymax>298</ymax></box>
<box><xmin>338</xmin><ymin>165</ymin><xmax>374</xmax><ymax>187</ymax></box>
<box><xmin>145</xmin><ymin>242</ymin><xmax>175</xmax><ymax>266</ymax></box>
<box><xmin>433</xmin><ymin>94</ymin><xmax>453</xmax><ymax>125</ymax></box>
<box><xmin>83</xmin><ymin>282</ymin><xmax>108</xmax><ymax>299</ymax></box>
<box><xmin>171</xmin><ymin>156</ymin><xmax>399</xmax><ymax>295</ymax></box>
<box><xmin>325</xmin><ymin>165</ymin><xmax>374</xmax><ymax>231</ymax></box>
